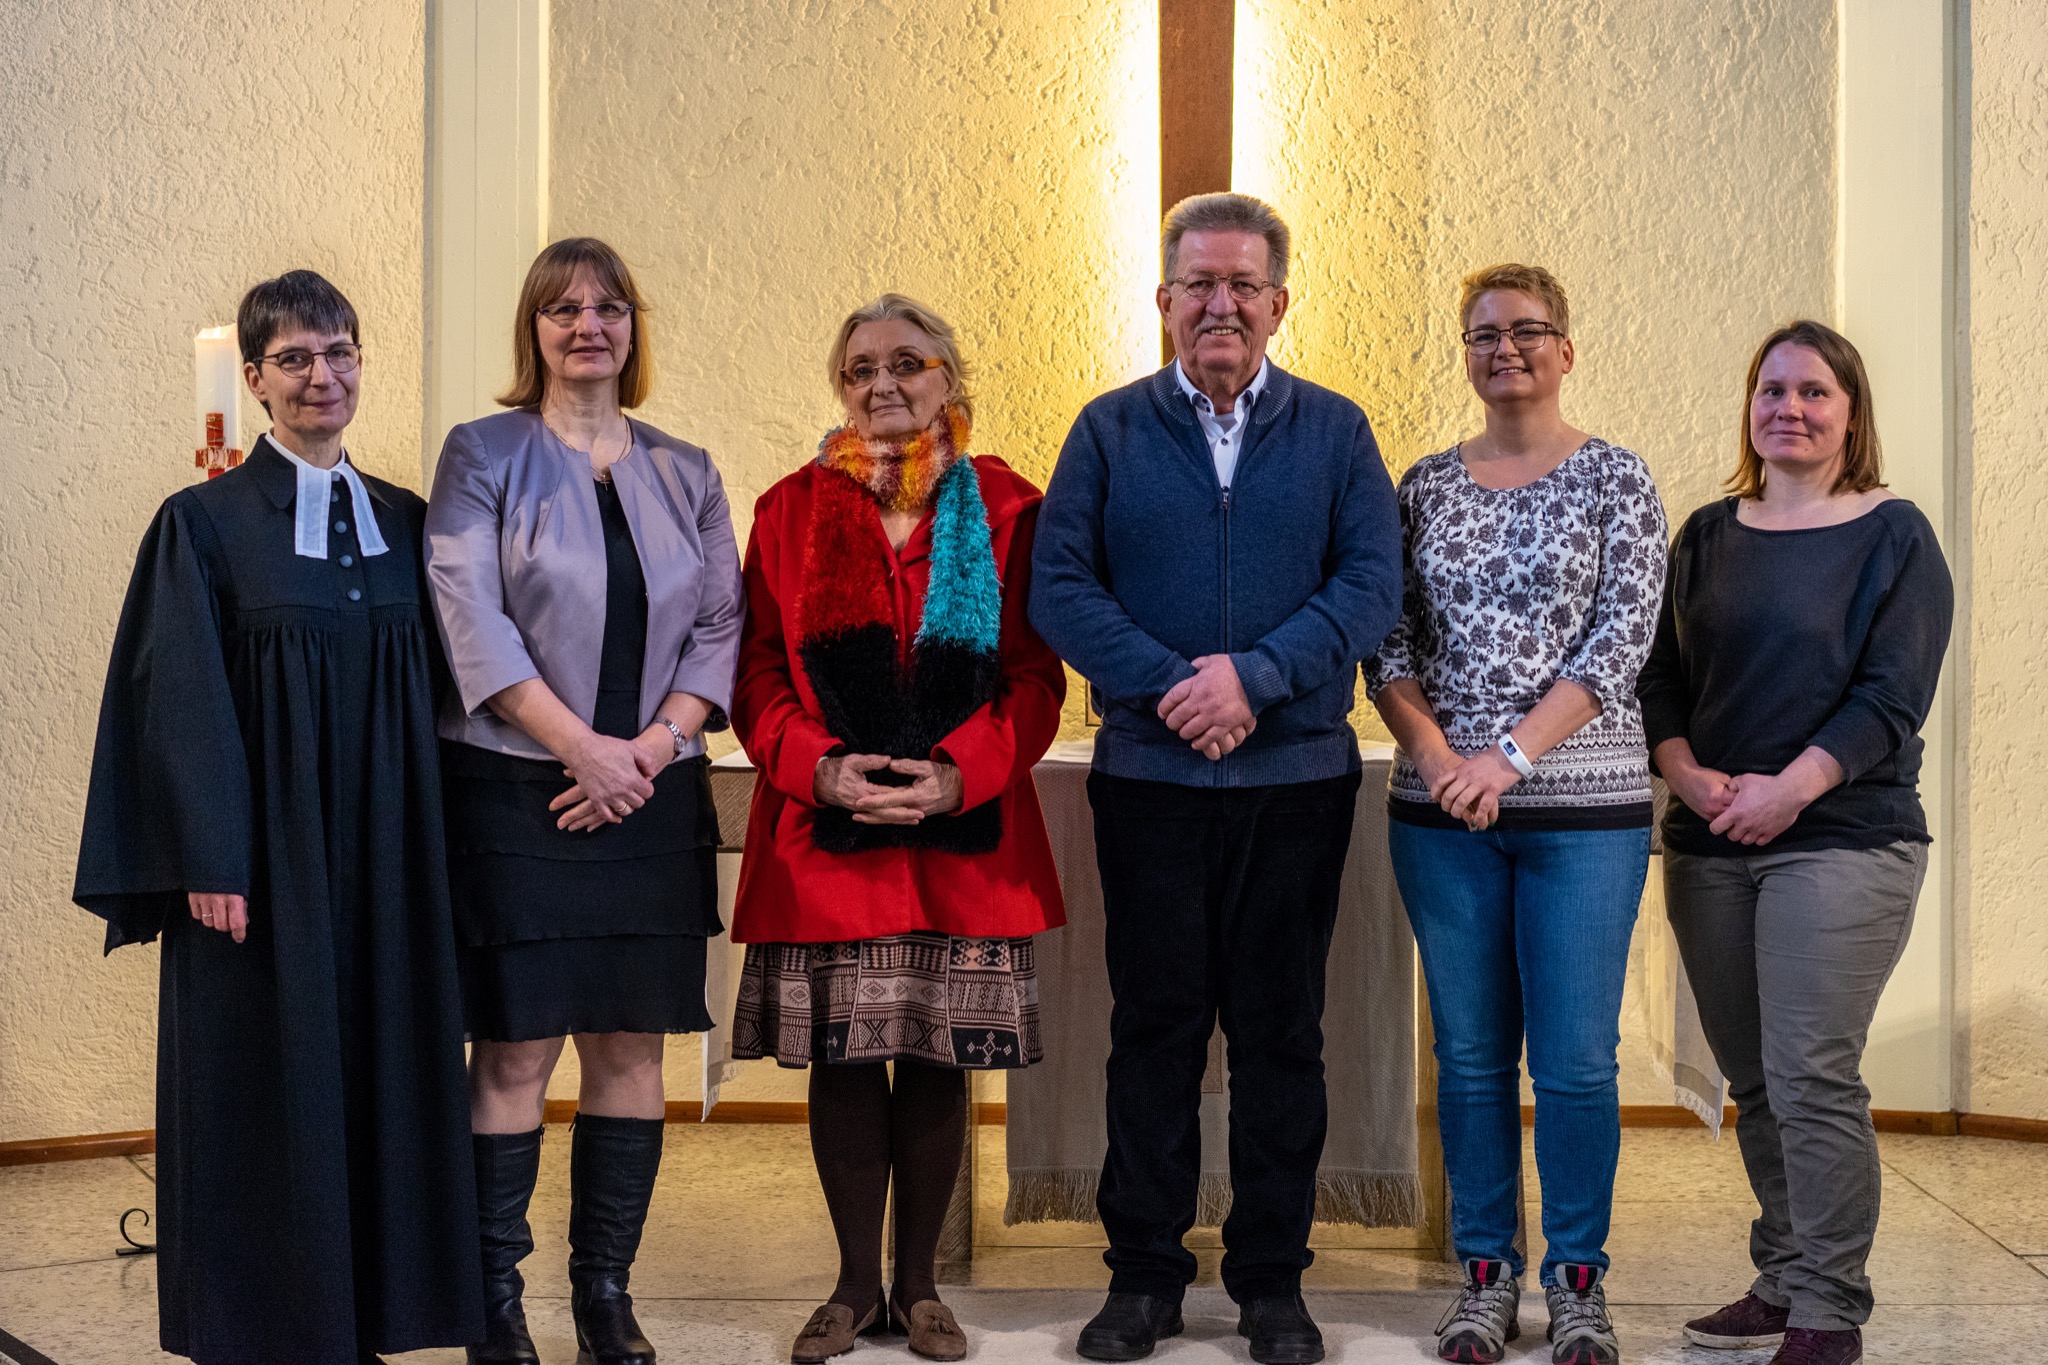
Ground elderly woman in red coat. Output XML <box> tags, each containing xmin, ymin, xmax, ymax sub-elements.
<box><xmin>730</xmin><ymin>293</ymin><xmax>1066</xmax><ymax>1363</ymax></box>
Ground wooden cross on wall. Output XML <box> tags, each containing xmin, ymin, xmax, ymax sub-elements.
<box><xmin>1160</xmin><ymin>0</ymin><xmax>1235</xmax><ymax>358</ymax></box>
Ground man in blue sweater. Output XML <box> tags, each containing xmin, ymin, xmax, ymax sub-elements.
<box><xmin>1031</xmin><ymin>194</ymin><xmax>1403</xmax><ymax>1364</ymax></box>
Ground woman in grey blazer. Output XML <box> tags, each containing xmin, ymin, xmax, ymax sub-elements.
<box><xmin>424</xmin><ymin>237</ymin><xmax>743</xmax><ymax>1365</ymax></box>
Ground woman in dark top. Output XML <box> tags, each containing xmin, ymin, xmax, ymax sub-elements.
<box><xmin>1637</xmin><ymin>320</ymin><xmax>1951</xmax><ymax>1365</ymax></box>
<box><xmin>75</xmin><ymin>270</ymin><xmax>481</xmax><ymax>1365</ymax></box>
<box><xmin>425</xmin><ymin>238</ymin><xmax>743</xmax><ymax>1365</ymax></box>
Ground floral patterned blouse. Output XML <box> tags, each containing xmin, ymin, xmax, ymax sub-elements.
<box><xmin>1363</xmin><ymin>438</ymin><xmax>1668</xmax><ymax>829</ymax></box>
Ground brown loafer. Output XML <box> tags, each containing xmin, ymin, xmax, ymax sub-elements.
<box><xmin>791</xmin><ymin>1293</ymin><xmax>887</xmax><ymax>1362</ymax></box>
<box><xmin>894</xmin><ymin>1298</ymin><xmax>967</xmax><ymax>1362</ymax></box>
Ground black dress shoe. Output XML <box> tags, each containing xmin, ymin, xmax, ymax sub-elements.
<box><xmin>1237</xmin><ymin>1294</ymin><xmax>1325</xmax><ymax>1365</ymax></box>
<box><xmin>1076</xmin><ymin>1291</ymin><xmax>1185</xmax><ymax>1361</ymax></box>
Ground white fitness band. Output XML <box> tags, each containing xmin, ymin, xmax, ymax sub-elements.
<box><xmin>1497</xmin><ymin>734</ymin><xmax>1537</xmax><ymax>779</ymax></box>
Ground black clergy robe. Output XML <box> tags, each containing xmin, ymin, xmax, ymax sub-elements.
<box><xmin>74</xmin><ymin>440</ymin><xmax>483</xmax><ymax>1365</ymax></box>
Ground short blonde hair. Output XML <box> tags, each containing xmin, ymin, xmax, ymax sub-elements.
<box><xmin>1729</xmin><ymin>320</ymin><xmax>1885</xmax><ymax>500</ymax></box>
<box><xmin>826</xmin><ymin>294</ymin><xmax>974</xmax><ymax>425</ymax></box>
<box><xmin>498</xmin><ymin>237</ymin><xmax>653</xmax><ymax>410</ymax></box>
<box><xmin>1459</xmin><ymin>263</ymin><xmax>1571</xmax><ymax>335</ymax></box>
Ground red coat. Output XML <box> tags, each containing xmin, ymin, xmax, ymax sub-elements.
<box><xmin>730</xmin><ymin>456</ymin><xmax>1068</xmax><ymax>943</ymax></box>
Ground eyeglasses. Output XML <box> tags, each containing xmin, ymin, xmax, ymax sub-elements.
<box><xmin>536</xmin><ymin>301</ymin><xmax>635</xmax><ymax>326</ymax></box>
<box><xmin>256</xmin><ymin>344</ymin><xmax>362</xmax><ymax>378</ymax></box>
<box><xmin>840</xmin><ymin>354</ymin><xmax>945</xmax><ymax>389</ymax></box>
<box><xmin>1168</xmin><ymin>276</ymin><xmax>1277</xmax><ymax>303</ymax></box>
<box><xmin>1462</xmin><ymin>322</ymin><xmax>1563</xmax><ymax>353</ymax></box>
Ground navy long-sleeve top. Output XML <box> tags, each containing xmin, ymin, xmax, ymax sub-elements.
<box><xmin>1636</xmin><ymin>496</ymin><xmax>1953</xmax><ymax>855</ymax></box>
<box><xmin>1030</xmin><ymin>363</ymin><xmax>1402</xmax><ymax>788</ymax></box>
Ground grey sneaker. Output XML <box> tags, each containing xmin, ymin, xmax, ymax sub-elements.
<box><xmin>1545</xmin><ymin>1264</ymin><xmax>1619</xmax><ymax>1365</ymax></box>
<box><xmin>1435</xmin><ymin>1259</ymin><xmax>1520</xmax><ymax>1363</ymax></box>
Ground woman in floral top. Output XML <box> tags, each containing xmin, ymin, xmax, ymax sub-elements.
<box><xmin>1364</xmin><ymin>264</ymin><xmax>1667</xmax><ymax>1365</ymax></box>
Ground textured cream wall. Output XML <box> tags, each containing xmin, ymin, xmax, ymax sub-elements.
<box><xmin>1238</xmin><ymin>0</ymin><xmax>1837</xmax><ymax>741</ymax></box>
<box><xmin>547</xmin><ymin>0</ymin><xmax>1161</xmax><ymax>745</ymax></box>
<box><xmin>0</xmin><ymin>1</ymin><xmax>427</xmax><ymax>1141</ymax></box>
<box><xmin>1239</xmin><ymin>0</ymin><xmax>1836</xmax><ymax>515</ymax></box>
<box><xmin>1960</xmin><ymin>0</ymin><xmax>2048</xmax><ymax>1120</ymax></box>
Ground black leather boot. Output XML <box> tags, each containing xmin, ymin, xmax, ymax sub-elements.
<box><xmin>468</xmin><ymin>1128</ymin><xmax>545</xmax><ymax>1365</ymax></box>
<box><xmin>568</xmin><ymin>1113</ymin><xmax>664</xmax><ymax>1365</ymax></box>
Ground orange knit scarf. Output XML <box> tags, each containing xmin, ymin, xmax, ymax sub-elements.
<box><xmin>815</xmin><ymin>405</ymin><xmax>971</xmax><ymax>512</ymax></box>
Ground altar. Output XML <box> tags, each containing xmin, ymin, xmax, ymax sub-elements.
<box><xmin>702</xmin><ymin>739</ymin><xmax>1458</xmax><ymax>1279</ymax></box>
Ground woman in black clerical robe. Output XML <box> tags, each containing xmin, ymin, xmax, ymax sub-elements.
<box><xmin>73</xmin><ymin>270</ymin><xmax>482</xmax><ymax>1365</ymax></box>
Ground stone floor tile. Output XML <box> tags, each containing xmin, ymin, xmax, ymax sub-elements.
<box><xmin>1879</xmin><ymin>1133</ymin><xmax>2048</xmax><ymax>1253</ymax></box>
<box><xmin>0</xmin><ymin>1159</ymin><xmax>159</xmax><ymax>1274</ymax></box>
<box><xmin>0</xmin><ymin>1258</ymin><xmax>178</xmax><ymax>1365</ymax></box>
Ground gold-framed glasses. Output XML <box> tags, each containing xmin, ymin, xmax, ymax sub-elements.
<box><xmin>1462</xmin><ymin>322</ymin><xmax>1562</xmax><ymax>353</ymax></box>
<box><xmin>841</xmin><ymin>354</ymin><xmax>945</xmax><ymax>389</ymax></box>
<box><xmin>1168</xmin><ymin>275</ymin><xmax>1276</xmax><ymax>303</ymax></box>
<box><xmin>257</xmin><ymin>344</ymin><xmax>362</xmax><ymax>378</ymax></box>
<box><xmin>537</xmin><ymin>300</ymin><xmax>635</xmax><ymax>326</ymax></box>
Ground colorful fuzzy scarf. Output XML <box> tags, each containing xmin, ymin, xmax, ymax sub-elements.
<box><xmin>815</xmin><ymin>404</ymin><xmax>971</xmax><ymax>511</ymax></box>
<box><xmin>798</xmin><ymin>407</ymin><xmax>1004</xmax><ymax>854</ymax></box>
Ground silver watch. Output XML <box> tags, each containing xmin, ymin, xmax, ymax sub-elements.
<box><xmin>657</xmin><ymin>716</ymin><xmax>687</xmax><ymax>759</ymax></box>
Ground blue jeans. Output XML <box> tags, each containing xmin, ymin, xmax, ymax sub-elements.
<box><xmin>1388</xmin><ymin>821</ymin><xmax>1650</xmax><ymax>1284</ymax></box>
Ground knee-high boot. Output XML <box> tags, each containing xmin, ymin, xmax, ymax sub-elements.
<box><xmin>568</xmin><ymin>1113</ymin><xmax>664</xmax><ymax>1365</ymax></box>
<box><xmin>469</xmin><ymin>1128</ymin><xmax>545</xmax><ymax>1365</ymax></box>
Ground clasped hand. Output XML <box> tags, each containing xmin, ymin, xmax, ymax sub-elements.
<box><xmin>1420</xmin><ymin>745</ymin><xmax>1523</xmax><ymax>832</ymax></box>
<box><xmin>815</xmin><ymin>754</ymin><xmax>965</xmax><ymax>824</ymax></box>
<box><xmin>1667</xmin><ymin>757</ymin><xmax>1817</xmax><ymax>846</ymax></box>
<box><xmin>1157</xmin><ymin>654</ymin><xmax>1256</xmax><ymax>760</ymax></box>
<box><xmin>550</xmin><ymin>731</ymin><xmax>669</xmax><ymax>832</ymax></box>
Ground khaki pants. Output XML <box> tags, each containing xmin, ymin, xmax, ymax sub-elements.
<box><xmin>1664</xmin><ymin>841</ymin><xmax>1928</xmax><ymax>1331</ymax></box>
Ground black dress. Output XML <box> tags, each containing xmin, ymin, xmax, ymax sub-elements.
<box><xmin>444</xmin><ymin>476</ymin><xmax>721</xmax><ymax>1041</ymax></box>
<box><xmin>73</xmin><ymin>441</ymin><xmax>483</xmax><ymax>1365</ymax></box>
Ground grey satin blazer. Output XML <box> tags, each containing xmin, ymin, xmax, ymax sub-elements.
<box><xmin>424</xmin><ymin>408</ymin><xmax>744</xmax><ymax>761</ymax></box>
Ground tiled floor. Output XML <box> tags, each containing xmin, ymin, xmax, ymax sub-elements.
<box><xmin>1</xmin><ymin>1126</ymin><xmax>2044</xmax><ymax>1363</ymax></box>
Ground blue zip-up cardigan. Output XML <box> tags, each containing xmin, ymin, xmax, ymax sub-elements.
<box><xmin>1030</xmin><ymin>363</ymin><xmax>1403</xmax><ymax>787</ymax></box>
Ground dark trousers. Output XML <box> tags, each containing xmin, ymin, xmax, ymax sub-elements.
<box><xmin>1088</xmin><ymin>769</ymin><xmax>1362</xmax><ymax>1304</ymax></box>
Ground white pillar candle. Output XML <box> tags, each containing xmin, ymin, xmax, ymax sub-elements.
<box><xmin>193</xmin><ymin>326</ymin><xmax>243</xmax><ymax>476</ymax></box>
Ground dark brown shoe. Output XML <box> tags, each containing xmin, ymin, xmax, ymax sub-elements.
<box><xmin>1769</xmin><ymin>1326</ymin><xmax>1861</xmax><ymax>1365</ymax></box>
<box><xmin>790</xmin><ymin>1293</ymin><xmax>887</xmax><ymax>1363</ymax></box>
<box><xmin>894</xmin><ymin>1298</ymin><xmax>968</xmax><ymax>1361</ymax></box>
<box><xmin>1683</xmin><ymin>1293</ymin><xmax>1790</xmax><ymax>1350</ymax></box>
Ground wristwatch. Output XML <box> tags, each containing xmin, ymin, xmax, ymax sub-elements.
<box><xmin>657</xmin><ymin>717</ymin><xmax>687</xmax><ymax>761</ymax></box>
<box><xmin>1497</xmin><ymin>733</ymin><xmax>1537</xmax><ymax>779</ymax></box>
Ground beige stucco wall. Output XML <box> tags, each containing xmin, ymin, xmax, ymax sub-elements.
<box><xmin>4</xmin><ymin>1</ymin><xmax>2042</xmax><ymax>1140</ymax></box>
<box><xmin>1241</xmin><ymin>0</ymin><xmax>1836</xmax><ymax>743</ymax></box>
<box><xmin>0</xmin><ymin>1</ymin><xmax>428</xmax><ymax>1141</ymax></box>
<box><xmin>1960</xmin><ymin>0</ymin><xmax>2048</xmax><ymax>1120</ymax></box>
<box><xmin>547</xmin><ymin>0</ymin><xmax>1161</xmax><ymax>747</ymax></box>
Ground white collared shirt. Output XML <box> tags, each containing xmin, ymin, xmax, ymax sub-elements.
<box><xmin>1173</xmin><ymin>358</ymin><xmax>1271</xmax><ymax>490</ymax></box>
<box><xmin>262</xmin><ymin>434</ymin><xmax>390</xmax><ymax>560</ymax></box>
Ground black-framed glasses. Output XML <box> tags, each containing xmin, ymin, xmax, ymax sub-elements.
<box><xmin>840</xmin><ymin>354</ymin><xmax>945</xmax><ymax>389</ymax></box>
<box><xmin>257</xmin><ymin>344</ymin><xmax>362</xmax><ymax>378</ymax></box>
<box><xmin>1462</xmin><ymin>322</ymin><xmax>1563</xmax><ymax>353</ymax></box>
<box><xmin>1168</xmin><ymin>275</ymin><xmax>1277</xmax><ymax>303</ymax></box>
<box><xmin>537</xmin><ymin>300</ymin><xmax>635</xmax><ymax>326</ymax></box>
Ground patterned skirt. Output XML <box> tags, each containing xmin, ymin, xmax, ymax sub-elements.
<box><xmin>732</xmin><ymin>932</ymin><xmax>1042</xmax><ymax>1070</ymax></box>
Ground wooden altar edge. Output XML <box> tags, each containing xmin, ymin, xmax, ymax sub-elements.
<box><xmin>11</xmin><ymin>1107</ymin><xmax>2048</xmax><ymax>1165</ymax></box>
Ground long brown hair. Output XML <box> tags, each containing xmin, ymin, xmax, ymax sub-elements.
<box><xmin>1728</xmin><ymin>320</ymin><xmax>1883</xmax><ymax>499</ymax></box>
<box><xmin>497</xmin><ymin>237</ymin><xmax>652</xmax><ymax>409</ymax></box>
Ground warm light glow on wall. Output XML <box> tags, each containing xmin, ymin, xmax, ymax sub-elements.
<box><xmin>1117</xmin><ymin>0</ymin><xmax>1165</xmax><ymax>383</ymax></box>
<box><xmin>1228</xmin><ymin>0</ymin><xmax>1279</xmax><ymax>204</ymax></box>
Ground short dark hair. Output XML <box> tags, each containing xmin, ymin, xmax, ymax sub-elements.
<box><xmin>236</xmin><ymin>270</ymin><xmax>359</xmax><ymax>364</ymax></box>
